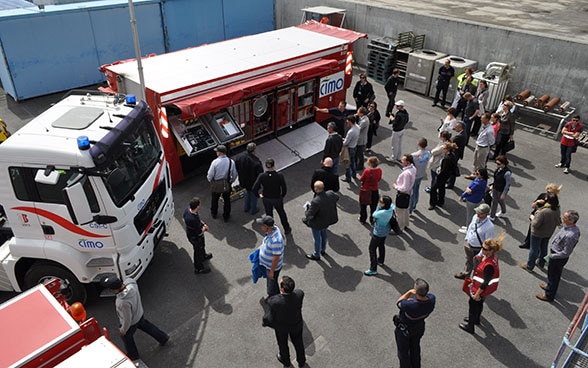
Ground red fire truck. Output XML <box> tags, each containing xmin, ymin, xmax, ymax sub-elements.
<box><xmin>0</xmin><ymin>279</ymin><xmax>136</xmax><ymax>367</ymax></box>
<box><xmin>100</xmin><ymin>21</ymin><xmax>366</xmax><ymax>183</ymax></box>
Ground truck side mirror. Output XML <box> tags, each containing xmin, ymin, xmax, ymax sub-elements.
<box><xmin>63</xmin><ymin>175</ymin><xmax>94</xmax><ymax>225</ymax></box>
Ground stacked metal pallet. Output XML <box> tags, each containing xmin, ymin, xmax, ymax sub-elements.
<box><xmin>366</xmin><ymin>32</ymin><xmax>426</xmax><ymax>84</ymax></box>
<box><xmin>366</xmin><ymin>36</ymin><xmax>397</xmax><ymax>83</ymax></box>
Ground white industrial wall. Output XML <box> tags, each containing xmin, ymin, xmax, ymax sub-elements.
<box><xmin>276</xmin><ymin>0</ymin><xmax>587</xmax><ymax>114</ymax></box>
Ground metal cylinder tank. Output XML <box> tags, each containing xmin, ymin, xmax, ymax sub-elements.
<box><xmin>404</xmin><ymin>49</ymin><xmax>448</xmax><ymax>96</ymax></box>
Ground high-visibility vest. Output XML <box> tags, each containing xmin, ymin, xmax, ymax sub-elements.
<box><xmin>472</xmin><ymin>255</ymin><xmax>499</xmax><ymax>297</ymax></box>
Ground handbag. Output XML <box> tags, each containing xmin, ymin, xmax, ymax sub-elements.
<box><xmin>395</xmin><ymin>192</ymin><xmax>410</xmax><ymax>209</ymax></box>
<box><xmin>210</xmin><ymin>160</ymin><xmax>232</xmax><ymax>193</ymax></box>
<box><xmin>504</xmin><ymin>139</ymin><xmax>515</xmax><ymax>152</ymax></box>
<box><xmin>462</xmin><ymin>277</ymin><xmax>473</xmax><ymax>296</ymax></box>
<box><xmin>210</xmin><ymin>179</ymin><xmax>230</xmax><ymax>193</ymax></box>
<box><xmin>359</xmin><ymin>170</ymin><xmax>373</xmax><ymax>205</ymax></box>
<box><xmin>454</xmin><ymin>165</ymin><xmax>461</xmax><ymax>177</ymax></box>
<box><xmin>359</xmin><ymin>189</ymin><xmax>372</xmax><ymax>205</ymax></box>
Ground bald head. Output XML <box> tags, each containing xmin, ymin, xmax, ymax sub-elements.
<box><xmin>314</xmin><ymin>181</ymin><xmax>325</xmax><ymax>193</ymax></box>
<box><xmin>322</xmin><ymin>157</ymin><xmax>333</xmax><ymax>168</ymax></box>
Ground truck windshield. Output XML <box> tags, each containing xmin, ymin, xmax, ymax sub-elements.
<box><xmin>103</xmin><ymin>122</ymin><xmax>161</xmax><ymax>207</ymax></box>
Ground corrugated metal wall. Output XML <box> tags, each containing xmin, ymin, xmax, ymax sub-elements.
<box><xmin>0</xmin><ymin>0</ymin><xmax>274</xmax><ymax>100</ymax></box>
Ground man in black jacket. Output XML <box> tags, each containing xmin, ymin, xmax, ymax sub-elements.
<box><xmin>235</xmin><ymin>143</ymin><xmax>264</xmax><ymax>215</ymax></box>
<box><xmin>353</xmin><ymin>72</ymin><xmax>375</xmax><ymax>109</ymax></box>
<box><xmin>384</xmin><ymin>69</ymin><xmax>400</xmax><ymax>117</ymax></box>
<box><xmin>303</xmin><ymin>181</ymin><xmax>339</xmax><ymax>261</ymax></box>
<box><xmin>310</xmin><ymin>157</ymin><xmax>339</xmax><ymax>193</ymax></box>
<box><xmin>322</xmin><ymin>122</ymin><xmax>343</xmax><ymax>175</ymax></box>
<box><xmin>253</xmin><ymin>158</ymin><xmax>292</xmax><ymax>235</ymax></box>
<box><xmin>266</xmin><ymin>276</ymin><xmax>306</xmax><ymax>368</ymax></box>
<box><xmin>446</xmin><ymin>122</ymin><xmax>467</xmax><ymax>189</ymax></box>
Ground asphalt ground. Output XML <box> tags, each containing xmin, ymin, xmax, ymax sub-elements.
<box><xmin>1</xmin><ymin>73</ymin><xmax>587</xmax><ymax>367</ymax></box>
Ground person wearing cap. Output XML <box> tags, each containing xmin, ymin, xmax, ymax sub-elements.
<box><xmin>253</xmin><ymin>158</ymin><xmax>292</xmax><ymax>235</ymax></box>
<box><xmin>236</xmin><ymin>143</ymin><xmax>264</xmax><ymax>215</ymax></box>
<box><xmin>100</xmin><ymin>276</ymin><xmax>169</xmax><ymax>361</ymax></box>
<box><xmin>432</xmin><ymin>59</ymin><xmax>455</xmax><ymax>108</ymax></box>
<box><xmin>207</xmin><ymin>144</ymin><xmax>238</xmax><ymax>222</ymax></box>
<box><xmin>386</xmin><ymin>100</ymin><xmax>409</xmax><ymax>163</ymax></box>
<box><xmin>454</xmin><ymin>202</ymin><xmax>495</xmax><ymax>280</ymax></box>
<box><xmin>256</xmin><ymin>215</ymin><xmax>285</xmax><ymax>297</ymax></box>
<box><xmin>323</xmin><ymin>122</ymin><xmax>343</xmax><ymax>175</ymax></box>
<box><xmin>183</xmin><ymin>197</ymin><xmax>212</xmax><ymax>274</ymax></box>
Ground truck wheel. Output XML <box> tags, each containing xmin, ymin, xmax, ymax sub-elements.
<box><xmin>24</xmin><ymin>263</ymin><xmax>87</xmax><ymax>304</ymax></box>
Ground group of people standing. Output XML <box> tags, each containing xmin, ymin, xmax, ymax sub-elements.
<box><xmin>166</xmin><ymin>67</ymin><xmax>584</xmax><ymax>368</ymax></box>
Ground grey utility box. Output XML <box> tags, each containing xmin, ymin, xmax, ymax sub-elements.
<box><xmin>404</xmin><ymin>49</ymin><xmax>447</xmax><ymax>95</ymax></box>
<box><xmin>429</xmin><ymin>55</ymin><xmax>478</xmax><ymax>102</ymax></box>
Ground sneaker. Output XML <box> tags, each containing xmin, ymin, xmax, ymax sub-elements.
<box><xmin>364</xmin><ymin>269</ymin><xmax>378</xmax><ymax>276</ymax></box>
<box><xmin>554</xmin><ymin>163</ymin><xmax>563</xmax><ymax>168</ymax></box>
<box><xmin>424</xmin><ymin>187</ymin><xmax>431</xmax><ymax>193</ymax></box>
<box><xmin>385</xmin><ymin>156</ymin><xmax>395</xmax><ymax>162</ymax></box>
<box><xmin>194</xmin><ymin>267</ymin><xmax>211</xmax><ymax>274</ymax></box>
<box><xmin>496</xmin><ymin>211</ymin><xmax>505</xmax><ymax>218</ymax></box>
<box><xmin>458</xmin><ymin>226</ymin><xmax>467</xmax><ymax>234</ymax></box>
<box><xmin>519</xmin><ymin>262</ymin><xmax>533</xmax><ymax>273</ymax></box>
<box><xmin>563</xmin><ymin>168</ymin><xmax>569</xmax><ymax>174</ymax></box>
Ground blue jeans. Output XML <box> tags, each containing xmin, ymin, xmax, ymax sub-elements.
<box><xmin>121</xmin><ymin>316</ymin><xmax>168</xmax><ymax>360</ymax></box>
<box><xmin>409</xmin><ymin>177</ymin><xmax>423</xmax><ymax>213</ymax></box>
<box><xmin>463</xmin><ymin>117</ymin><xmax>472</xmax><ymax>143</ymax></box>
<box><xmin>345</xmin><ymin>147</ymin><xmax>357</xmax><ymax>181</ymax></box>
<box><xmin>526</xmin><ymin>235</ymin><xmax>550</xmax><ymax>270</ymax></box>
<box><xmin>560</xmin><ymin>144</ymin><xmax>574</xmax><ymax>168</ymax></box>
<box><xmin>243</xmin><ymin>190</ymin><xmax>259</xmax><ymax>214</ymax></box>
<box><xmin>332</xmin><ymin>157</ymin><xmax>340</xmax><ymax>176</ymax></box>
<box><xmin>311</xmin><ymin>228</ymin><xmax>328</xmax><ymax>257</ymax></box>
<box><xmin>266</xmin><ymin>267</ymin><xmax>281</xmax><ymax>297</ymax></box>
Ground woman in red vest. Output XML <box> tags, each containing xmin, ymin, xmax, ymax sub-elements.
<box><xmin>459</xmin><ymin>234</ymin><xmax>504</xmax><ymax>334</ymax></box>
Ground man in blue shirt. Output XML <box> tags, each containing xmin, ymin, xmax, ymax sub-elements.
<box><xmin>537</xmin><ymin>210</ymin><xmax>581</xmax><ymax>302</ymax></box>
<box><xmin>256</xmin><ymin>215</ymin><xmax>285</xmax><ymax>297</ymax></box>
<box><xmin>454</xmin><ymin>203</ymin><xmax>495</xmax><ymax>279</ymax></box>
<box><xmin>395</xmin><ymin>278</ymin><xmax>436</xmax><ymax>368</ymax></box>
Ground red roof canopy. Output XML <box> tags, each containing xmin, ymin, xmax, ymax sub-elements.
<box><xmin>297</xmin><ymin>20</ymin><xmax>367</xmax><ymax>42</ymax></box>
<box><xmin>172</xmin><ymin>58</ymin><xmax>339</xmax><ymax>119</ymax></box>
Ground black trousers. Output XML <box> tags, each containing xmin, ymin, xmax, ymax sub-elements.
<box><xmin>467</xmin><ymin>296</ymin><xmax>484</xmax><ymax>327</ymax></box>
<box><xmin>275</xmin><ymin>326</ymin><xmax>306</xmax><ymax>367</ymax></box>
<box><xmin>395</xmin><ymin>323</ymin><xmax>425</xmax><ymax>368</ymax></box>
<box><xmin>546</xmin><ymin>257</ymin><xmax>569</xmax><ymax>300</ymax></box>
<box><xmin>211</xmin><ymin>190</ymin><xmax>231</xmax><ymax>220</ymax></box>
<box><xmin>189</xmin><ymin>235</ymin><xmax>206</xmax><ymax>270</ymax></box>
<box><xmin>429</xmin><ymin>175</ymin><xmax>449</xmax><ymax>206</ymax></box>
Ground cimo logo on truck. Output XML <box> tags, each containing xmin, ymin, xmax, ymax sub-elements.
<box><xmin>78</xmin><ymin>239</ymin><xmax>104</xmax><ymax>248</ymax></box>
<box><xmin>319</xmin><ymin>71</ymin><xmax>345</xmax><ymax>98</ymax></box>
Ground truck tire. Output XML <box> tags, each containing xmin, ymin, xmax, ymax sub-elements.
<box><xmin>24</xmin><ymin>263</ymin><xmax>87</xmax><ymax>304</ymax></box>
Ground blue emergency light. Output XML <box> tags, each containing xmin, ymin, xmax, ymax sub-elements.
<box><xmin>77</xmin><ymin>136</ymin><xmax>90</xmax><ymax>150</ymax></box>
<box><xmin>125</xmin><ymin>95</ymin><xmax>137</xmax><ymax>106</ymax></box>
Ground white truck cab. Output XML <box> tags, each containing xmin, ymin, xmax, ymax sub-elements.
<box><xmin>0</xmin><ymin>91</ymin><xmax>174</xmax><ymax>303</ymax></box>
